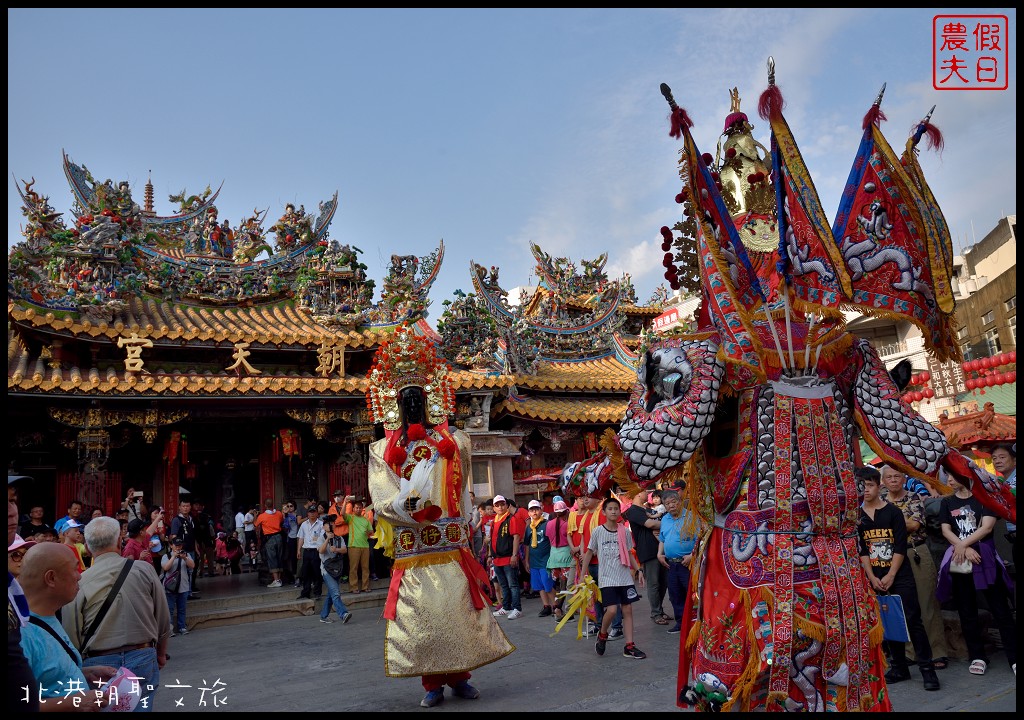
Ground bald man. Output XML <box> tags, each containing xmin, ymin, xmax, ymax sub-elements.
<box><xmin>20</xmin><ymin>542</ymin><xmax>116</xmax><ymax>710</ymax></box>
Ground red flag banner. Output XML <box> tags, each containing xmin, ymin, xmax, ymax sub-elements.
<box><xmin>832</xmin><ymin>123</ymin><xmax>960</xmax><ymax>362</ymax></box>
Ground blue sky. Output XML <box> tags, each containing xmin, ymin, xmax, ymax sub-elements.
<box><xmin>8</xmin><ymin>9</ymin><xmax>1017</xmax><ymax>321</ymax></box>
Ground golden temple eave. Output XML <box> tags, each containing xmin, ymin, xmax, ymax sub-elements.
<box><xmin>514</xmin><ymin>356</ymin><xmax>636</xmax><ymax>392</ymax></box>
<box><xmin>493</xmin><ymin>395</ymin><xmax>627</xmax><ymax>424</ymax></box>
<box><xmin>8</xmin><ymin>300</ymin><xmax>391</xmax><ymax>349</ymax></box>
<box><xmin>620</xmin><ymin>303</ymin><xmax>663</xmax><ymax>317</ymax></box>
<box><xmin>448</xmin><ymin>370</ymin><xmax>515</xmax><ymax>392</ymax></box>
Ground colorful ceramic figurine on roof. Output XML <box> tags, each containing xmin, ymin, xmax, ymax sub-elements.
<box><xmin>365</xmin><ymin>324</ymin><xmax>513</xmax><ymax>707</ymax></box>
<box><xmin>604</xmin><ymin>59</ymin><xmax>1015</xmax><ymax>713</ymax></box>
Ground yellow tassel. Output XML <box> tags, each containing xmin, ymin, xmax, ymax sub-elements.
<box><xmin>794</xmin><ymin>615</ymin><xmax>827</xmax><ymax>643</ymax></box>
<box><xmin>868</xmin><ymin>620</ymin><xmax>884</xmax><ymax>647</ymax></box>
<box><xmin>835</xmin><ymin>686</ymin><xmax>847</xmax><ymax>712</ymax></box>
<box><xmin>685</xmin><ymin>619</ymin><xmax>701</xmax><ymax>652</ymax></box>
<box><xmin>392</xmin><ymin>549</ymin><xmax>460</xmax><ymax>571</ymax></box>
<box><xmin>550</xmin><ymin>576</ymin><xmax>602</xmax><ymax>640</ymax></box>
<box><xmin>374</xmin><ymin>518</ymin><xmax>396</xmax><ymax>558</ymax></box>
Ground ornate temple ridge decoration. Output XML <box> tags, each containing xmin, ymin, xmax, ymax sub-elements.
<box><xmin>49</xmin><ymin>405</ymin><xmax>190</xmax><ymax>445</ymax></box>
<box><xmin>10</xmin><ymin>156</ymin><xmax>445</xmax><ymax>331</ymax></box>
<box><xmin>459</xmin><ymin>240</ymin><xmax>667</xmax><ymax>373</ymax></box>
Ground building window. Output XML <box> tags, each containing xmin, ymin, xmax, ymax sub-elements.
<box><xmin>1006</xmin><ymin>296</ymin><xmax>1017</xmax><ymax>311</ymax></box>
<box><xmin>981</xmin><ymin>310</ymin><xmax>995</xmax><ymax>325</ymax></box>
<box><xmin>472</xmin><ymin>461</ymin><xmax>490</xmax><ymax>489</ymax></box>
<box><xmin>957</xmin><ymin>326</ymin><xmax>968</xmax><ymax>340</ymax></box>
<box><xmin>984</xmin><ymin>327</ymin><xmax>1001</xmax><ymax>355</ymax></box>
<box><xmin>961</xmin><ymin>342</ymin><xmax>972</xmax><ymax>359</ymax></box>
<box><xmin>1010</xmin><ymin>314</ymin><xmax>1017</xmax><ymax>346</ymax></box>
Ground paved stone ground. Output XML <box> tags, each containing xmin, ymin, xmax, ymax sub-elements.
<box><xmin>153</xmin><ymin>593</ymin><xmax>1016</xmax><ymax>712</ymax></box>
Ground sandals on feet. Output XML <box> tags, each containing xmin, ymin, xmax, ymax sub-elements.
<box><xmin>653</xmin><ymin>615</ymin><xmax>671</xmax><ymax>625</ymax></box>
<box><xmin>933</xmin><ymin>657</ymin><xmax>948</xmax><ymax>670</ymax></box>
<box><xmin>968</xmin><ymin>659</ymin><xmax>987</xmax><ymax>675</ymax></box>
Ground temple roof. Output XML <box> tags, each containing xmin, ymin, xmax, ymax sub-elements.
<box><xmin>937</xmin><ymin>401</ymin><xmax>1016</xmax><ymax>448</ymax></box>
<box><xmin>493</xmin><ymin>394</ymin><xmax>627</xmax><ymax>424</ymax></box>
<box><xmin>7</xmin><ymin>325</ymin><xmax>511</xmax><ymax>398</ymax></box>
<box><xmin>514</xmin><ymin>356</ymin><xmax>636</xmax><ymax>392</ymax></box>
<box><xmin>9</xmin><ymin>300</ymin><xmax>390</xmax><ymax>349</ymax></box>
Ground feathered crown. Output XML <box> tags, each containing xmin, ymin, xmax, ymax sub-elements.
<box><xmin>366</xmin><ymin>324</ymin><xmax>455</xmax><ymax>431</ymax></box>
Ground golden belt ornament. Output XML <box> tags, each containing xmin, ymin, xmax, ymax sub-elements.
<box><xmin>394</xmin><ymin>517</ymin><xmax>469</xmax><ymax>559</ymax></box>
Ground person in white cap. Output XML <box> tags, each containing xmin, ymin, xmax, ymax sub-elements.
<box><xmin>524</xmin><ymin>500</ymin><xmax>557</xmax><ymax>616</ymax></box>
<box><xmin>488</xmin><ymin>495</ymin><xmax>524</xmax><ymax>620</ymax></box>
<box><xmin>544</xmin><ymin>500</ymin><xmax>574</xmax><ymax>619</ymax></box>
<box><xmin>60</xmin><ymin>519</ymin><xmax>88</xmax><ymax>572</ymax></box>
<box><xmin>8</xmin><ymin>535</ymin><xmax>36</xmax><ymax>579</ymax></box>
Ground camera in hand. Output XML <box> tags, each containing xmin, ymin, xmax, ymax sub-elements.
<box><xmin>324</xmin><ymin>514</ymin><xmax>338</xmax><ymax>526</ymax></box>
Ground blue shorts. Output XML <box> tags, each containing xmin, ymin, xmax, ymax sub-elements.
<box><xmin>600</xmin><ymin>584</ymin><xmax>640</xmax><ymax>607</ymax></box>
<box><xmin>530</xmin><ymin>568</ymin><xmax>554</xmax><ymax>592</ymax></box>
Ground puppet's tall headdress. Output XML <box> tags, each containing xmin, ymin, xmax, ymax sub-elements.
<box><xmin>366</xmin><ymin>324</ymin><xmax>455</xmax><ymax>431</ymax></box>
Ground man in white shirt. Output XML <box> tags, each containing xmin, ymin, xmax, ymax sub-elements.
<box><xmin>234</xmin><ymin>507</ymin><xmax>246</xmax><ymax>552</ymax></box>
<box><xmin>296</xmin><ymin>506</ymin><xmax>324</xmax><ymax>600</ymax></box>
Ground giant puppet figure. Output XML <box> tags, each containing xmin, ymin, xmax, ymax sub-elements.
<box><xmin>604</xmin><ymin>61</ymin><xmax>1016</xmax><ymax>712</ymax></box>
<box><xmin>366</xmin><ymin>324</ymin><xmax>514</xmax><ymax>708</ymax></box>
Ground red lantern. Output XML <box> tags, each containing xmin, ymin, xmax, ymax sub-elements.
<box><xmin>965</xmin><ymin>359</ymin><xmax>977</xmax><ymax>372</ymax></box>
<box><xmin>923</xmin><ymin>387</ymin><xmax>935</xmax><ymax>399</ymax></box>
<box><xmin>984</xmin><ymin>356</ymin><xmax>997</xmax><ymax>370</ymax></box>
<box><xmin>1008</xmin><ymin>371</ymin><xmax>1017</xmax><ymax>383</ymax></box>
<box><xmin>1008</xmin><ymin>351</ymin><xmax>1016</xmax><ymax>364</ymax></box>
<box><xmin>912</xmin><ymin>391</ymin><xmax>924</xmax><ymax>402</ymax></box>
<box><xmin>920</xmin><ymin>371</ymin><xmax>931</xmax><ymax>383</ymax></box>
<box><xmin>984</xmin><ymin>376</ymin><xmax>996</xmax><ymax>388</ymax></box>
<box><xmin>965</xmin><ymin>378</ymin><xmax>976</xmax><ymax>391</ymax></box>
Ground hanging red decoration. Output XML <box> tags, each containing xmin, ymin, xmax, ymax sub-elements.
<box><xmin>1008</xmin><ymin>371</ymin><xmax>1017</xmax><ymax>383</ymax></box>
<box><xmin>1007</xmin><ymin>351</ymin><xmax>1016</xmax><ymax>364</ymax></box>
<box><xmin>919</xmin><ymin>371</ymin><xmax>931</xmax><ymax>383</ymax></box>
<box><xmin>965</xmin><ymin>378</ymin><xmax>976</xmax><ymax>391</ymax></box>
<box><xmin>923</xmin><ymin>387</ymin><xmax>935</xmax><ymax>399</ymax></box>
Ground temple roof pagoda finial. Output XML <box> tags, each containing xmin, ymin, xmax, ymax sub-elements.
<box><xmin>143</xmin><ymin>171</ymin><xmax>155</xmax><ymax>217</ymax></box>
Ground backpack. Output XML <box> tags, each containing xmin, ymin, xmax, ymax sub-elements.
<box><xmin>493</xmin><ymin>515</ymin><xmax>515</xmax><ymax>558</ymax></box>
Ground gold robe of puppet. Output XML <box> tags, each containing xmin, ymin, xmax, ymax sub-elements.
<box><xmin>369</xmin><ymin>428</ymin><xmax>514</xmax><ymax>677</ymax></box>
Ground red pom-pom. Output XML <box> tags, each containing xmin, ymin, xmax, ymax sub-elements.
<box><xmin>385</xmin><ymin>444</ymin><xmax>407</xmax><ymax>466</ymax></box>
<box><xmin>701</xmin><ymin>152</ymin><xmax>714</xmax><ymax>166</ymax></box>
<box><xmin>675</xmin><ymin>192</ymin><xmax>685</xmax><ymax>204</ymax></box>
<box><xmin>660</xmin><ymin>226</ymin><xmax>673</xmax><ymax>242</ymax></box>
<box><xmin>668</xmin><ymin>106</ymin><xmax>693</xmax><ymax>139</ymax></box>
<box><xmin>757</xmin><ymin>83</ymin><xmax>785</xmax><ymax>122</ymax></box>
<box><xmin>407</xmin><ymin>423</ymin><xmax>426</xmax><ymax>441</ymax></box>
<box><xmin>920</xmin><ymin>121</ymin><xmax>944</xmax><ymax>152</ymax></box>
<box><xmin>725</xmin><ymin>147</ymin><xmax>736</xmax><ymax>159</ymax></box>
<box><xmin>862</xmin><ymin>104</ymin><xmax>887</xmax><ymax>130</ymax></box>
<box><xmin>437</xmin><ymin>436</ymin><xmax>457</xmax><ymax>460</ymax></box>
<box><xmin>663</xmin><ymin>252</ymin><xmax>674</xmax><ymax>266</ymax></box>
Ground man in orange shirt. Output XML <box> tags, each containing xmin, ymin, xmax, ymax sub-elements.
<box><xmin>327</xmin><ymin>489</ymin><xmax>350</xmax><ymax>582</ymax></box>
<box><xmin>253</xmin><ymin>498</ymin><xmax>286</xmax><ymax>588</ymax></box>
